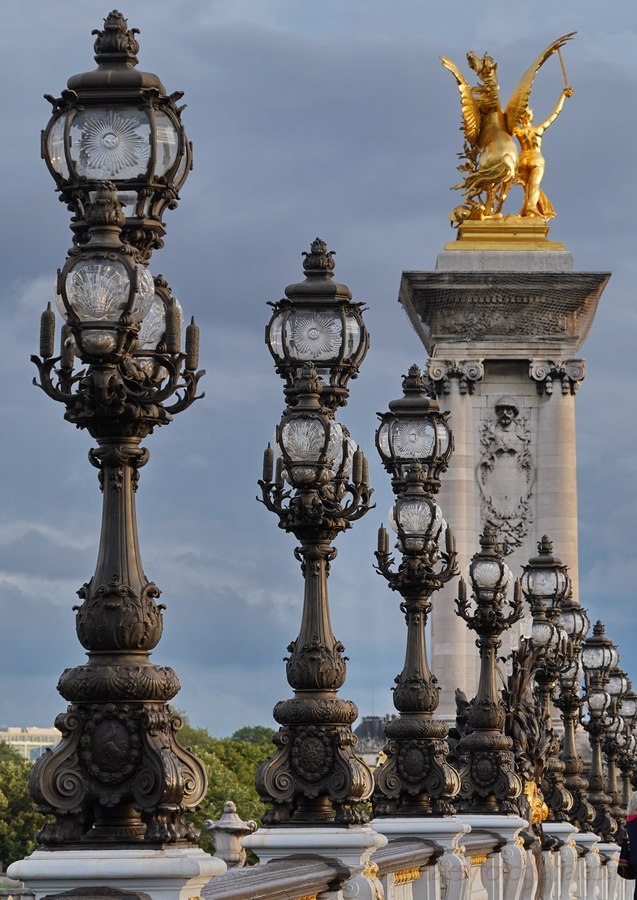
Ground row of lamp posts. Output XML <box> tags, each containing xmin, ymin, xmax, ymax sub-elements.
<box><xmin>256</xmin><ymin>234</ymin><xmax>637</xmax><ymax>838</ymax></box>
<box><xmin>16</xmin><ymin>7</ymin><xmax>637</xmax><ymax>880</ymax></box>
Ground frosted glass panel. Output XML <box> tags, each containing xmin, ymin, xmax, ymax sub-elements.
<box><xmin>286</xmin><ymin>311</ymin><xmax>342</xmax><ymax>361</ymax></box>
<box><xmin>70</xmin><ymin>108</ymin><xmax>151</xmax><ymax>179</ymax></box>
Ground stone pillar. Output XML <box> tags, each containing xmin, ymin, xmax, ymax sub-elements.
<box><xmin>427</xmin><ymin>362</ymin><xmax>482</xmax><ymax>716</ymax></box>
<box><xmin>399</xmin><ymin>248</ymin><xmax>609</xmax><ymax>718</ymax></box>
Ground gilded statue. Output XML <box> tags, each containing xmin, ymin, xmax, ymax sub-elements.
<box><xmin>441</xmin><ymin>34</ymin><xmax>574</xmax><ymax>224</ymax></box>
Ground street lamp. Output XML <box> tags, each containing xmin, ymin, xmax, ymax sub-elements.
<box><xmin>373</xmin><ymin>368</ymin><xmax>459</xmax><ymax>817</ymax></box>
<box><xmin>27</xmin><ymin>13</ymin><xmax>206</xmax><ymax>850</ymax></box>
<box><xmin>581</xmin><ymin>621</ymin><xmax>618</xmax><ymax>840</ymax></box>
<box><xmin>42</xmin><ymin>9</ymin><xmax>192</xmax><ymax>262</ymax></box>
<box><xmin>604</xmin><ymin>667</ymin><xmax>629</xmax><ymax>829</ymax></box>
<box><xmin>265</xmin><ymin>238</ymin><xmax>369</xmax><ymax>412</ymax></box>
<box><xmin>376</xmin><ymin>365</ymin><xmax>452</xmax><ymax>494</ymax></box>
<box><xmin>618</xmin><ymin>688</ymin><xmax>637</xmax><ymax>808</ymax></box>
<box><xmin>517</xmin><ymin>537</ymin><xmax>572</xmax><ymax>823</ymax></box>
<box><xmin>553</xmin><ymin>595</ymin><xmax>594</xmax><ymax>831</ymax></box>
<box><xmin>257</xmin><ymin>241</ymin><xmax>374</xmax><ymax>825</ymax></box>
<box><xmin>454</xmin><ymin>529</ymin><xmax>523</xmax><ymax>813</ymax></box>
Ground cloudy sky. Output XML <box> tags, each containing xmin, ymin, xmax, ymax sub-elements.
<box><xmin>0</xmin><ymin>0</ymin><xmax>635</xmax><ymax>737</ymax></box>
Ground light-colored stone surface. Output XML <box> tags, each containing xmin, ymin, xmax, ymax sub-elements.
<box><xmin>398</xmin><ymin>256</ymin><xmax>609</xmax><ymax>719</ymax></box>
<box><xmin>7</xmin><ymin>847</ymin><xmax>225</xmax><ymax>900</ymax></box>
<box><xmin>436</xmin><ymin>250</ymin><xmax>575</xmax><ymax>273</ymax></box>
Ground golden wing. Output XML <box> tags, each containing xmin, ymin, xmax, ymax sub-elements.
<box><xmin>440</xmin><ymin>56</ymin><xmax>480</xmax><ymax>146</ymax></box>
<box><xmin>504</xmin><ymin>32</ymin><xmax>576</xmax><ymax>132</ymax></box>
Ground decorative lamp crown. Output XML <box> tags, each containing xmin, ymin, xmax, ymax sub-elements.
<box><xmin>265</xmin><ymin>238</ymin><xmax>369</xmax><ymax>411</ymax></box>
<box><xmin>581</xmin><ymin>621</ymin><xmax>618</xmax><ymax>678</ymax></box>
<box><xmin>376</xmin><ymin>364</ymin><xmax>452</xmax><ymax>494</ymax></box>
<box><xmin>467</xmin><ymin>527</ymin><xmax>512</xmax><ymax>595</ymax></box>
<box><xmin>42</xmin><ymin>10</ymin><xmax>192</xmax><ymax>262</ymax></box>
<box><xmin>520</xmin><ymin>535</ymin><xmax>571</xmax><ymax>619</ymax></box>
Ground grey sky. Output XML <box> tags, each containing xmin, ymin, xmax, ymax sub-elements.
<box><xmin>0</xmin><ymin>0</ymin><xmax>635</xmax><ymax>736</ymax></box>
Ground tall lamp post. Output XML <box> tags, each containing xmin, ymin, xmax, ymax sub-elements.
<box><xmin>581</xmin><ymin>621</ymin><xmax>618</xmax><ymax>842</ymax></box>
<box><xmin>373</xmin><ymin>366</ymin><xmax>459</xmax><ymax>817</ymax></box>
<box><xmin>553</xmin><ymin>596</ymin><xmax>594</xmax><ymax>832</ymax></box>
<box><xmin>455</xmin><ymin>528</ymin><xmax>523</xmax><ymax>813</ymax></box>
<box><xmin>255</xmin><ymin>239</ymin><xmax>374</xmax><ymax>826</ymax></box>
<box><xmin>6</xmin><ymin>16</ymin><xmax>224</xmax><ymax>900</ymax></box>
<box><xmin>604</xmin><ymin>668</ymin><xmax>629</xmax><ymax>832</ymax></box>
<box><xmin>518</xmin><ymin>536</ymin><xmax>573</xmax><ymax>823</ymax></box>
<box><xmin>618</xmin><ymin>688</ymin><xmax>637</xmax><ymax>809</ymax></box>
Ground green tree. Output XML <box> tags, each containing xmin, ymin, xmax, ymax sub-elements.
<box><xmin>231</xmin><ymin>725</ymin><xmax>275</xmax><ymax>744</ymax></box>
<box><xmin>0</xmin><ymin>744</ymin><xmax>46</xmax><ymax>869</ymax></box>
<box><xmin>173</xmin><ymin>713</ymin><xmax>273</xmax><ymax>853</ymax></box>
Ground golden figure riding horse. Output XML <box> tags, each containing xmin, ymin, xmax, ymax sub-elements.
<box><xmin>441</xmin><ymin>33</ymin><xmax>574</xmax><ymax>224</ymax></box>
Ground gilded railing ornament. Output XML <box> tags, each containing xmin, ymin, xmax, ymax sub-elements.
<box><xmin>441</xmin><ymin>34</ymin><xmax>574</xmax><ymax>225</ymax></box>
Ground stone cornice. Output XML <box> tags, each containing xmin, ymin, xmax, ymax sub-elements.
<box><xmin>400</xmin><ymin>271</ymin><xmax>609</xmax><ymax>355</ymax></box>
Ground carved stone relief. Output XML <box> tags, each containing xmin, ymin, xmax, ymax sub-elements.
<box><xmin>428</xmin><ymin>358</ymin><xmax>484</xmax><ymax>396</ymax></box>
<box><xmin>529</xmin><ymin>359</ymin><xmax>585</xmax><ymax>396</ymax></box>
<box><xmin>477</xmin><ymin>397</ymin><xmax>535</xmax><ymax>554</ymax></box>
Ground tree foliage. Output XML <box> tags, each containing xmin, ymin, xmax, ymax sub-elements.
<box><xmin>175</xmin><ymin>714</ymin><xmax>274</xmax><ymax>854</ymax></box>
<box><xmin>0</xmin><ymin>743</ymin><xmax>46</xmax><ymax>869</ymax></box>
<box><xmin>231</xmin><ymin>725</ymin><xmax>275</xmax><ymax>744</ymax></box>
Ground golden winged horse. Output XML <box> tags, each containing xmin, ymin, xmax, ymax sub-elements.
<box><xmin>441</xmin><ymin>33</ymin><xmax>575</xmax><ymax>224</ymax></box>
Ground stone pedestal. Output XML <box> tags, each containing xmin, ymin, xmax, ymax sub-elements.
<box><xmin>543</xmin><ymin>821</ymin><xmax>578</xmax><ymax>900</ymax></box>
<box><xmin>569</xmin><ymin>831</ymin><xmax>600</xmax><ymax>900</ymax></box>
<box><xmin>243</xmin><ymin>825</ymin><xmax>387</xmax><ymax>900</ymax></box>
<box><xmin>459</xmin><ymin>815</ymin><xmax>531</xmax><ymax>900</ymax></box>
<box><xmin>399</xmin><ymin>248</ymin><xmax>609</xmax><ymax>718</ymax></box>
<box><xmin>373</xmin><ymin>818</ymin><xmax>472</xmax><ymax>900</ymax></box>
<box><xmin>7</xmin><ymin>847</ymin><xmax>224</xmax><ymax>900</ymax></box>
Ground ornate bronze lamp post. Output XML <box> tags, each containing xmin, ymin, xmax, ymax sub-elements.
<box><xmin>553</xmin><ymin>596</ymin><xmax>594</xmax><ymax>831</ymax></box>
<box><xmin>256</xmin><ymin>239</ymin><xmax>374</xmax><ymax>825</ymax></box>
<box><xmin>25</xmin><ymin>12</ymin><xmax>206</xmax><ymax>850</ymax></box>
<box><xmin>454</xmin><ymin>528</ymin><xmax>523</xmax><ymax>813</ymax></box>
<box><xmin>373</xmin><ymin>367</ymin><xmax>459</xmax><ymax>816</ymax></box>
<box><xmin>518</xmin><ymin>537</ymin><xmax>573</xmax><ymax>822</ymax></box>
<box><xmin>618</xmin><ymin>688</ymin><xmax>637</xmax><ymax>808</ymax></box>
<box><xmin>581</xmin><ymin>622</ymin><xmax>618</xmax><ymax>841</ymax></box>
<box><xmin>604</xmin><ymin>668</ymin><xmax>629</xmax><ymax>831</ymax></box>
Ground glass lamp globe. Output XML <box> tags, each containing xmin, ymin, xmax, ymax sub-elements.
<box><xmin>63</xmin><ymin>260</ymin><xmax>153</xmax><ymax>355</ymax></box>
<box><xmin>43</xmin><ymin>10</ymin><xmax>192</xmax><ymax>260</ymax></box>
<box><xmin>559</xmin><ymin>604</ymin><xmax>590</xmax><ymax>643</ymax></box>
<box><xmin>587</xmin><ymin>688</ymin><xmax>610</xmax><ymax>713</ymax></box>
<box><xmin>581</xmin><ymin>621</ymin><xmax>617</xmax><ymax>676</ymax></box>
<box><xmin>278</xmin><ymin>415</ymin><xmax>343</xmax><ymax>486</ymax></box>
<box><xmin>520</xmin><ymin>536</ymin><xmax>571</xmax><ymax>615</ymax></box>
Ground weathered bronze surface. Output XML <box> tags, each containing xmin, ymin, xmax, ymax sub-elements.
<box><xmin>257</xmin><ymin>244</ymin><xmax>374</xmax><ymax>825</ymax></box>
<box><xmin>454</xmin><ymin>530</ymin><xmax>523</xmax><ymax>813</ymax></box>
<box><xmin>31</xmin><ymin>16</ymin><xmax>204</xmax><ymax>847</ymax></box>
<box><xmin>373</xmin><ymin>369</ymin><xmax>459</xmax><ymax>817</ymax></box>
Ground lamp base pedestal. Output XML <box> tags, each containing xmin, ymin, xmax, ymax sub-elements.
<box><xmin>7</xmin><ymin>846</ymin><xmax>225</xmax><ymax>900</ymax></box>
